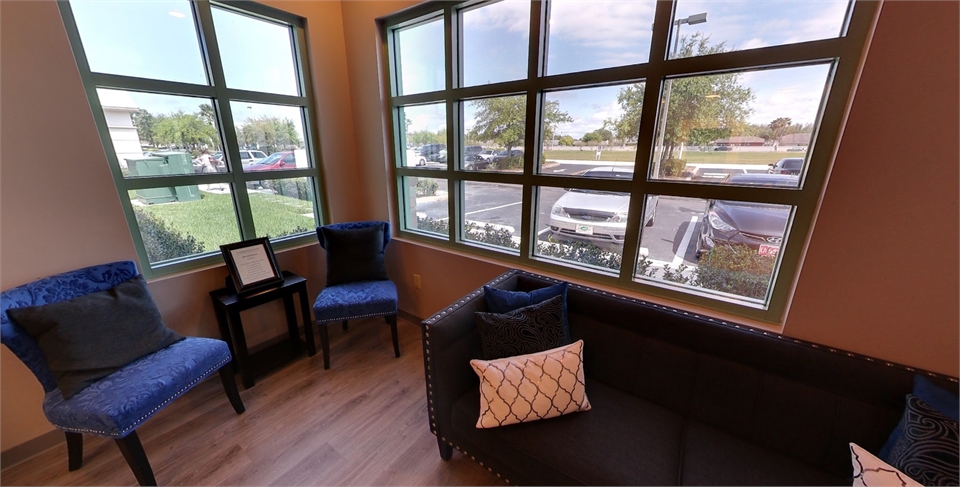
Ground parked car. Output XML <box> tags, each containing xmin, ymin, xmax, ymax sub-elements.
<box><xmin>463</xmin><ymin>145</ymin><xmax>483</xmax><ymax>160</ymax></box>
<box><xmin>418</xmin><ymin>143</ymin><xmax>446</xmax><ymax>162</ymax></box>
<box><xmin>405</xmin><ymin>149</ymin><xmax>426</xmax><ymax>166</ymax></box>
<box><xmin>243</xmin><ymin>151</ymin><xmax>295</xmax><ymax>172</ymax></box>
<box><xmin>475</xmin><ymin>149</ymin><xmax>500</xmax><ymax>162</ymax></box>
<box><xmin>464</xmin><ymin>159</ymin><xmax>490</xmax><ymax>171</ymax></box>
<box><xmin>238</xmin><ymin>150</ymin><xmax>267</xmax><ymax>164</ymax></box>
<box><xmin>547</xmin><ymin>167</ymin><xmax>658</xmax><ymax>247</ymax></box>
<box><xmin>713</xmin><ymin>145</ymin><xmax>733</xmax><ymax>151</ymax></box>
<box><xmin>767</xmin><ymin>157</ymin><xmax>804</xmax><ymax>175</ymax></box>
<box><xmin>492</xmin><ymin>149</ymin><xmax>523</xmax><ymax>161</ymax></box>
<box><xmin>696</xmin><ymin>173</ymin><xmax>798</xmax><ymax>259</ymax></box>
<box><xmin>786</xmin><ymin>146</ymin><xmax>806</xmax><ymax>152</ymax></box>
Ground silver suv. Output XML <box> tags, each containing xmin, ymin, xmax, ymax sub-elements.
<box><xmin>547</xmin><ymin>167</ymin><xmax>658</xmax><ymax>247</ymax></box>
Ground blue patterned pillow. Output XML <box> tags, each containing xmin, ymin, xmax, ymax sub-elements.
<box><xmin>887</xmin><ymin>395</ymin><xmax>959</xmax><ymax>486</ymax></box>
<box><xmin>475</xmin><ymin>295</ymin><xmax>569</xmax><ymax>360</ymax></box>
<box><xmin>881</xmin><ymin>376</ymin><xmax>959</xmax><ymax>461</ymax></box>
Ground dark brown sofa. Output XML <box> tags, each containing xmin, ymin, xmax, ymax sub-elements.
<box><xmin>420</xmin><ymin>270</ymin><xmax>958</xmax><ymax>485</ymax></box>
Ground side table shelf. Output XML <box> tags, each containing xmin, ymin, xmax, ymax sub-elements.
<box><xmin>210</xmin><ymin>271</ymin><xmax>316</xmax><ymax>389</ymax></box>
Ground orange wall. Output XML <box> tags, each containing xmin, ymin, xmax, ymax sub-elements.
<box><xmin>342</xmin><ymin>0</ymin><xmax>959</xmax><ymax>374</ymax></box>
<box><xmin>0</xmin><ymin>0</ymin><xmax>354</xmax><ymax>452</ymax></box>
<box><xmin>2</xmin><ymin>0</ymin><xmax>957</xmax><ymax>457</ymax></box>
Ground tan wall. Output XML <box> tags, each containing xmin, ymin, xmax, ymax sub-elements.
<box><xmin>342</xmin><ymin>1</ymin><xmax>959</xmax><ymax>375</ymax></box>
<box><xmin>0</xmin><ymin>0</ymin><xmax>356</xmax><ymax>452</ymax></box>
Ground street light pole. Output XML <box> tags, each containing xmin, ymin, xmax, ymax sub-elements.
<box><xmin>652</xmin><ymin>12</ymin><xmax>706</xmax><ymax>178</ymax></box>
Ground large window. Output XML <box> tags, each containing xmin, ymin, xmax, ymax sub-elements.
<box><xmin>382</xmin><ymin>0</ymin><xmax>877</xmax><ymax>321</ymax></box>
<box><xmin>60</xmin><ymin>1</ymin><xmax>326</xmax><ymax>277</ymax></box>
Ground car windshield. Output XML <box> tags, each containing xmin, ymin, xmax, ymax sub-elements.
<box><xmin>252</xmin><ymin>153</ymin><xmax>283</xmax><ymax>165</ymax></box>
<box><xmin>725</xmin><ymin>174</ymin><xmax>799</xmax><ymax>187</ymax></box>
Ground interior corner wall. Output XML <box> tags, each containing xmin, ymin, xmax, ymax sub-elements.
<box><xmin>342</xmin><ymin>1</ymin><xmax>959</xmax><ymax>376</ymax></box>
<box><xmin>1</xmin><ymin>0</ymin><xmax>359</xmax><ymax>454</ymax></box>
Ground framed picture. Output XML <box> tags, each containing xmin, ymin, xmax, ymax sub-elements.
<box><xmin>220</xmin><ymin>237</ymin><xmax>284</xmax><ymax>295</ymax></box>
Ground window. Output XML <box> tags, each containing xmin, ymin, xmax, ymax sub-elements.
<box><xmin>382</xmin><ymin>0</ymin><xmax>876</xmax><ymax>322</ymax></box>
<box><xmin>60</xmin><ymin>1</ymin><xmax>326</xmax><ymax>277</ymax></box>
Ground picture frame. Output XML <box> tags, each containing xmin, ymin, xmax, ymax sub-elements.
<box><xmin>220</xmin><ymin>237</ymin><xmax>284</xmax><ymax>295</ymax></box>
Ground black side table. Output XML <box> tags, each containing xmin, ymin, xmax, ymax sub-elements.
<box><xmin>210</xmin><ymin>271</ymin><xmax>316</xmax><ymax>389</ymax></box>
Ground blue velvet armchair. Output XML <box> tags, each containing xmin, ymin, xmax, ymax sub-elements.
<box><xmin>313</xmin><ymin>221</ymin><xmax>400</xmax><ymax>369</ymax></box>
<box><xmin>0</xmin><ymin>261</ymin><xmax>244</xmax><ymax>486</ymax></box>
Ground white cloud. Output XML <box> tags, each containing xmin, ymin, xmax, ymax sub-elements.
<box><xmin>462</xmin><ymin>0</ymin><xmax>531</xmax><ymax>33</ymax></box>
<box><xmin>549</xmin><ymin>0</ymin><xmax>658</xmax><ymax>50</ymax></box>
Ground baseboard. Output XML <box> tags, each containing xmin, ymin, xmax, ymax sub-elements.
<box><xmin>398</xmin><ymin>309</ymin><xmax>423</xmax><ymax>327</ymax></box>
<box><xmin>1</xmin><ymin>429</ymin><xmax>62</xmax><ymax>471</ymax></box>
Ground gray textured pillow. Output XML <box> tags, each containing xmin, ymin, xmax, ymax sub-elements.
<box><xmin>7</xmin><ymin>275</ymin><xmax>183</xmax><ymax>399</ymax></box>
<box><xmin>474</xmin><ymin>295</ymin><xmax>569</xmax><ymax>360</ymax></box>
<box><xmin>321</xmin><ymin>225</ymin><xmax>389</xmax><ymax>286</ymax></box>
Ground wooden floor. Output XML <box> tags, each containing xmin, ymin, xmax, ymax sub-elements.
<box><xmin>2</xmin><ymin>318</ymin><xmax>505</xmax><ymax>486</ymax></box>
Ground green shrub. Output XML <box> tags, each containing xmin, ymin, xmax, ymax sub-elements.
<box><xmin>133</xmin><ymin>207</ymin><xmax>205</xmax><ymax>263</ymax></box>
<box><xmin>660</xmin><ymin>158</ymin><xmax>686</xmax><ymax>177</ymax></box>
<box><xmin>465</xmin><ymin>223</ymin><xmax>518</xmax><ymax>249</ymax></box>
<box><xmin>491</xmin><ymin>156</ymin><xmax>523</xmax><ymax>171</ymax></box>
<box><xmin>538</xmin><ymin>239</ymin><xmax>621</xmax><ymax>271</ymax></box>
<box><xmin>416</xmin><ymin>216</ymin><xmax>448</xmax><ymax>234</ymax></box>
<box><xmin>694</xmin><ymin>245</ymin><xmax>775</xmax><ymax>299</ymax></box>
<box><xmin>272</xmin><ymin>226</ymin><xmax>311</xmax><ymax>238</ymax></box>
<box><xmin>416</xmin><ymin>178</ymin><xmax>439</xmax><ymax>197</ymax></box>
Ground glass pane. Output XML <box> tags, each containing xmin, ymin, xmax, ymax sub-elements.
<box><xmin>541</xmin><ymin>83</ymin><xmax>642</xmax><ymax>175</ymax></box>
<box><xmin>396</xmin><ymin>19</ymin><xmax>445</xmax><ymax>95</ymax></box>
<box><xmin>402</xmin><ymin>177</ymin><xmax>448</xmax><ymax>236</ymax></box>
<box><xmin>461</xmin><ymin>1</ymin><xmax>529</xmax><ymax>87</ymax></box>
<box><xmin>463</xmin><ymin>95</ymin><xmax>526</xmax><ymax>172</ymax></box>
<box><xmin>248</xmin><ymin>178</ymin><xmax>316</xmax><ymax>239</ymax></box>
<box><xmin>546</xmin><ymin>0</ymin><xmax>657</xmax><ymax>75</ymax></box>
<box><xmin>231</xmin><ymin>101</ymin><xmax>309</xmax><ymax>172</ymax></box>
<box><xmin>462</xmin><ymin>182</ymin><xmax>522</xmax><ymax>252</ymax></box>
<box><xmin>635</xmin><ymin>196</ymin><xmax>791</xmax><ymax>305</ymax></box>
<box><xmin>129</xmin><ymin>186</ymin><xmax>240</xmax><ymax>264</ymax></box>
<box><xmin>649</xmin><ymin>64</ymin><xmax>831</xmax><ymax>185</ymax></box>
<box><xmin>534</xmin><ymin>186</ymin><xmax>636</xmax><ymax>274</ymax></box>
<box><xmin>670</xmin><ymin>1</ymin><xmax>850</xmax><ymax>60</ymax></box>
<box><xmin>70</xmin><ymin>0</ymin><xmax>207</xmax><ymax>85</ymax></box>
<box><xmin>99</xmin><ymin>89</ymin><xmax>225</xmax><ymax>178</ymax></box>
<box><xmin>212</xmin><ymin>6</ymin><xmax>299</xmax><ymax>96</ymax></box>
<box><xmin>400</xmin><ymin>103</ymin><xmax>447</xmax><ymax>168</ymax></box>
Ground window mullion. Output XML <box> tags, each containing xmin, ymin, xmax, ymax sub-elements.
<box><xmin>517</xmin><ymin>0</ymin><xmax>546</xmax><ymax>268</ymax></box>
<box><xmin>194</xmin><ymin>0</ymin><xmax>255</xmax><ymax>240</ymax></box>
<box><xmin>618</xmin><ymin>0</ymin><xmax>676</xmax><ymax>286</ymax></box>
<box><xmin>293</xmin><ymin>23</ymin><xmax>328</xmax><ymax>227</ymax></box>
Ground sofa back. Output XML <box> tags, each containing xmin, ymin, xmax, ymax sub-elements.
<box><xmin>513</xmin><ymin>273</ymin><xmax>958</xmax><ymax>478</ymax></box>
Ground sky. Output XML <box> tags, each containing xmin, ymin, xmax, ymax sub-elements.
<box><xmin>70</xmin><ymin>0</ymin><xmax>305</xmax><ymax>141</ymax></box>
<box><xmin>398</xmin><ymin>0</ymin><xmax>850</xmax><ymax>139</ymax></box>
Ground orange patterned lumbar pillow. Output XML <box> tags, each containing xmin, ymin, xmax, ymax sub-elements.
<box><xmin>470</xmin><ymin>339</ymin><xmax>591</xmax><ymax>428</ymax></box>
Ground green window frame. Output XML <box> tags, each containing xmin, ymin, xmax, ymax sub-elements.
<box><xmin>59</xmin><ymin>0</ymin><xmax>329</xmax><ymax>278</ymax></box>
<box><xmin>379</xmin><ymin>0</ymin><xmax>879</xmax><ymax>323</ymax></box>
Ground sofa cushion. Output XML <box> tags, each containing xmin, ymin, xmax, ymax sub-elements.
<box><xmin>475</xmin><ymin>295</ymin><xmax>568</xmax><ymax>360</ymax></box>
<box><xmin>680</xmin><ymin>420</ymin><xmax>844</xmax><ymax>486</ymax></box>
<box><xmin>452</xmin><ymin>379</ymin><xmax>685</xmax><ymax>485</ymax></box>
<box><xmin>887</xmin><ymin>395</ymin><xmax>959</xmax><ymax>486</ymax></box>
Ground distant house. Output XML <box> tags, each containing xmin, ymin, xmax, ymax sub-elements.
<box><xmin>98</xmin><ymin>90</ymin><xmax>142</xmax><ymax>168</ymax></box>
<box><xmin>714</xmin><ymin>136</ymin><xmax>765</xmax><ymax>147</ymax></box>
<box><xmin>779</xmin><ymin>132</ymin><xmax>812</xmax><ymax>146</ymax></box>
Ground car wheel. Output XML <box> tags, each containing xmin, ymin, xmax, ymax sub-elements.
<box><xmin>645</xmin><ymin>213</ymin><xmax>655</xmax><ymax>227</ymax></box>
<box><xmin>466</xmin><ymin>163</ymin><xmax>475</xmax><ymax>170</ymax></box>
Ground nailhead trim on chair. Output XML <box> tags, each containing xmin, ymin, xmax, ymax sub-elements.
<box><xmin>51</xmin><ymin>356</ymin><xmax>231</xmax><ymax>438</ymax></box>
<box><xmin>317</xmin><ymin>310</ymin><xmax>396</xmax><ymax>324</ymax></box>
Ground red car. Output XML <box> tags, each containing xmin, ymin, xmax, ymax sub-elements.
<box><xmin>243</xmin><ymin>151</ymin><xmax>295</xmax><ymax>172</ymax></box>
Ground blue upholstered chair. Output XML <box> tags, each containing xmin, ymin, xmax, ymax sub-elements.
<box><xmin>0</xmin><ymin>261</ymin><xmax>244</xmax><ymax>486</ymax></box>
<box><xmin>313</xmin><ymin>221</ymin><xmax>400</xmax><ymax>369</ymax></box>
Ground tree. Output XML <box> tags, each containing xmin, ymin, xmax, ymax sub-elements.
<box><xmin>153</xmin><ymin>110</ymin><xmax>219</xmax><ymax>150</ymax></box>
<box><xmin>768</xmin><ymin>117</ymin><xmax>792</xmax><ymax>144</ymax></box>
<box><xmin>132</xmin><ymin>109</ymin><xmax>157</xmax><ymax>146</ymax></box>
<box><xmin>198</xmin><ymin>104</ymin><xmax>216</xmax><ymax>127</ymax></box>
<box><xmin>582</xmin><ymin>127</ymin><xmax>613</xmax><ymax>144</ymax></box>
<box><xmin>610</xmin><ymin>33</ymin><xmax>755</xmax><ymax>172</ymax></box>
<box><xmin>237</xmin><ymin>116</ymin><xmax>302</xmax><ymax>150</ymax></box>
<box><xmin>558</xmin><ymin>135</ymin><xmax>575</xmax><ymax>146</ymax></box>
<box><xmin>407</xmin><ymin>128</ymin><xmax>444</xmax><ymax>146</ymax></box>
<box><xmin>468</xmin><ymin>96</ymin><xmax>571</xmax><ymax>153</ymax></box>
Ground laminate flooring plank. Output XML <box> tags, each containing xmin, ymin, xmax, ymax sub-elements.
<box><xmin>1</xmin><ymin>318</ymin><xmax>503</xmax><ymax>486</ymax></box>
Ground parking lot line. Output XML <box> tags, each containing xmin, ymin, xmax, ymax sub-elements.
<box><xmin>672</xmin><ymin>216</ymin><xmax>699</xmax><ymax>266</ymax></box>
<box><xmin>464</xmin><ymin>201</ymin><xmax>522</xmax><ymax>216</ymax></box>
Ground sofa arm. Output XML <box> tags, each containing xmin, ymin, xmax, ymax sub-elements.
<box><xmin>421</xmin><ymin>271</ymin><xmax>520</xmax><ymax>451</ymax></box>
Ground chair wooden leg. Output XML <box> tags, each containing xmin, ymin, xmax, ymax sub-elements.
<box><xmin>65</xmin><ymin>432</ymin><xmax>83</xmax><ymax>471</ymax></box>
<box><xmin>437</xmin><ymin>436</ymin><xmax>452</xmax><ymax>460</ymax></box>
<box><xmin>319</xmin><ymin>321</ymin><xmax>331</xmax><ymax>369</ymax></box>
<box><xmin>218</xmin><ymin>366</ymin><xmax>245</xmax><ymax>414</ymax></box>
<box><xmin>115</xmin><ymin>431</ymin><xmax>156</xmax><ymax>486</ymax></box>
<box><xmin>342</xmin><ymin>320</ymin><xmax>349</xmax><ymax>331</ymax></box>
<box><xmin>386</xmin><ymin>314</ymin><xmax>400</xmax><ymax>358</ymax></box>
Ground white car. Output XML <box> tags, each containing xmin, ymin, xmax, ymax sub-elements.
<box><xmin>405</xmin><ymin>149</ymin><xmax>426</xmax><ymax>166</ymax></box>
<box><xmin>548</xmin><ymin>167</ymin><xmax>658</xmax><ymax>247</ymax></box>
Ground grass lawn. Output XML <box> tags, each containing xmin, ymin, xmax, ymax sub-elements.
<box><xmin>542</xmin><ymin>149</ymin><xmax>791</xmax><ymax>165</ymax></box>
<box><xmin>138</xmin><ymin>190</ymin><xmax>315</xmax><ymax>251</ymax></box>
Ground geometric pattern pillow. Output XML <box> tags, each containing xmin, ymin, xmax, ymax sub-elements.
<box><xmin>888</xmin><ymin>395</ymin><xmax>959</xmax><ymax>486</ymax></box>
<box><xmin>470</xmin><ymin>340</ymin><xmax>590</xmax><ymax>428</ymax></box>
<box><xmin>850</xmin><ymin>442</ymin><xmax>922</xmax><ymax>487</ymax></box>
<box><xmin>474</xmin><ymin>295</ymin><xmax>569</xmax><ymax>360</ymax></box>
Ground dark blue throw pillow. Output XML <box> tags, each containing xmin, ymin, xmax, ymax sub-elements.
<box><xmin>474</xmin><ymin>295</ymin><xmax>569</xmax><ymax>360</ymax></box>
<box><xmin>887</xmin><ymin>395</ymin><xmax>959</xmax><ymax>486</ymax></box>
<box><xmin>483</xmin><ymin>281</ymin><xmax>569</xmax><ymax>337</ymax></box>
<box><xmin>880</xmin><ymin>375</ymin><xmax>960</xmax><ymax>461</ymax></box>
